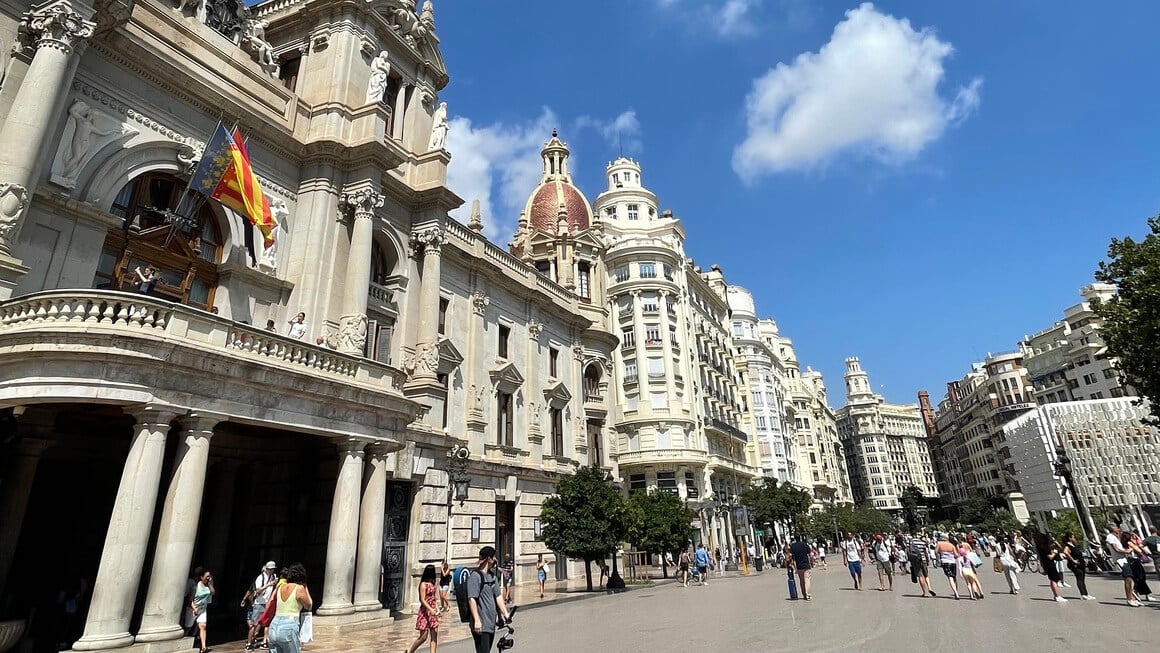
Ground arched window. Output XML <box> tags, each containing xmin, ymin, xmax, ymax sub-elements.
<box><xmin>584</xmin><ymin>363</ymin><xmax>603</xmax><ymax>401</ymax></box>
<box><xmin>370</xmin><ymin>239</ymin><xmax>399</xmax><ymax>286</ymax></box>
<box><xmin>95</xmin><ymin>173</ymin><xmax>224</xmax><ymax>310</ymax></box>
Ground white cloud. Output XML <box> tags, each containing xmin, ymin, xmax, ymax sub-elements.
<box><xmin>732</xmin><ymin>2</ymin><xmax>982</xmax><ymax>181</ymax></box>
<box><xmin>656</xmin><ymin>0</ymin><xmax>763</xmax><ymax>38</ymax></box>
<box><xmin>717</xmin><ymin>0</ymin><xmax>760</xmax><ymax>37</ymax></box>
<box><xmin>576</xmin><ymin>109</ymin><xmax>643</xmax><ymax>154</ymax></box>
<box><xmin>445</xmin><ymin>108</ymin><xmax>557</xmax><ymax>243</ymax></box>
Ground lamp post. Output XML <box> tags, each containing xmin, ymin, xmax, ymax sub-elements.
<box><xmin>1054</xmin><ymin>445</ymin><xmax>1095</xmax><ymax>543</ymax></box>
<box><xmin>604</xmin><ymin>471</ymin><xmax>626</xmax><ymax>591</ymax></box>
<box><xmin>445</xmin><ymin>445</ymin><xmax>471</xmax><ymax>560</ymax></box>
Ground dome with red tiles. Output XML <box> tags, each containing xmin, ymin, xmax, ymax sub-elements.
<box><xmin>522</xmin><ymin>131</ymin><xmax>593</xmax><ymax>234</ymax></box>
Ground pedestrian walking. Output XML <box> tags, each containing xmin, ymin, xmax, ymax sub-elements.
<box><xmin>842</xmin><ymin>533</ymin><xmax>863</xmax><ymax>591</ymax></box>
<box><xmin>957</xmin><ymin>542</ymin><xmax>983</xmax><ymax>600</ymax></box>
<box><xmin>873</xmin><ymin>535</ymin><xmax>893</xmax><ymax>591</ymax></box>
<box><xmin>535</xmin><ymin>555</ymin><xmax>549</xmax><ymax>599</ymax></box>
<box><xmin>1062</xmin><ymin>533</ymin><xmax>1095</xmax><ymax>600</ymax></box>
<box><xmin>790</xmin><ymin>534</ymin><xmax>813</xmax><ymax>600</ymax></box>
<box><xmin>693</xmin><ymin>544</ymin><xmax>711</xmax><ymax>586</ymax></box>
<box><xmin>1031</xmin><ymin>532</ymin><xmax>1067</xmax><ymax>603</ymax></box>
<box><xmin>267</xmin><ymin>563</ymin><xmax>312</xmax><ymax>653</ymax></box>
<box><xmin>1107</xmin><ymin>526</ymin><xmax>1143</xmax><ymax>606</ymax></box>
<box><xmin>996</xmin><ymin>539</ymin><xmax>1021</xmax><ymax>595</ymax></box>
<box><xmin>499</xmin><ymin>556</ymin><xmax>515</xmax><ymax>604</ymax></box>
<box><xmin>906</xmin><ymin>531</ymin><xmax>934</xmax><ymax>597</ymax></box>
<box><xmin>242</xmin><ymin>561</ymin><xmax>278</xmax><ymax>650</ymax></box>
<box><xmin>406</xmin><ymin>565</ymin><xmax>441</xmax><ymax>653</ymax></box>
<box><xmin>190</xmin><ymin>568</ymin><xmax>215</xmax><ymax>653</ymax></box>
<box><xmin>439</xmin><ymin>560</ymin><xmax>453</xmax><ymax>612</ymax></box>
<box><xmin>934</xmin><ymin>535</ymin><xmax>961</xmax><ymax>600</ymax></box>
<box><xmin>467</xmin><ymin>546</ymin><xmax>513</xmax><ymax>653</ymax></box>
<box><xmin>817</xmin><ymin>542</ymin><xmax>827</xmax><ymax>569</ymax></box>
<box><xmin>1124</xmin><ymin>531</ymin><xmax>1155</xmax><ymax>602</ymax></box>
<box><xmin>678</xmin><ymin>548</ymin><xmax>691</xmax><ymax>587</ymax></box>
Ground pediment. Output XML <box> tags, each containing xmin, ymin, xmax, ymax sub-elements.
<box><xmin>572</xmin><ymin>230</ymin><xmax>605</xmax><ymax>249</ymax></box>
<box><xmin>543</xmin><ymin>379</ymin><xmax>572</xmax><ymax>408</ymax></box>
<box><xmin>436</xmin><ymin>336</ymin><xmax>462</xmax><ymax>373</ymax></box>
<box><xmin>489</xmin><ymin>359</ymin><xmax>524</xmax><ymax>392</ymax></box>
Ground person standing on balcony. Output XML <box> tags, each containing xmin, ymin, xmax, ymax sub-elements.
<box><xmin>287</xmin><ymin>312</ymin><xmax>307</xmax><ymax>340</ymax></box>
<box><xmin>134</xmin><ymin>265</ymin><xmax>158</xmax><ymax>295</ymax></box>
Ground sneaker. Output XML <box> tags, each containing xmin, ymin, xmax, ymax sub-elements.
<box><xmin>1127</xmin><ymin>600</ymin><xmax>1143</xmax><ymax>607</ymax></box>
<box><xmin>1060</xmin><ymin>582</ymin><xmax>1071</xmax><ymax>588</ymax></box>
<box><xmin>1054</xmin><ymin>596</ymin><xmax>1068</xmax><ymax>603</ymax></box>
<box><xmin>1082</xmin><ymin>595</ymin><xmax>1096</xmax><ymax>600</ymax></box>
<box><xmin>1148</xmin><ymin>595</ymin><xmax>1159</xmax><ymax>602</ymax></box>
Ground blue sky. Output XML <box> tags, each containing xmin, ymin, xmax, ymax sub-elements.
<box><xmin>437</xmin><ymin>1</ymin><xmax>1160</xmax><ymax>407</ymax></box>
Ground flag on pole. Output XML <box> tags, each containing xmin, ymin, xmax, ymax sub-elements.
<box><xmin>188</xmin><ymin>123</ymin><xmax>278</xmax><ymax>246</ymax></box>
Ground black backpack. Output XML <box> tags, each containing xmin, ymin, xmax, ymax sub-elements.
<box><xmin>454</xmin><ymin>567</ymin><xmax>481</xmax><ymax>623</ymax></box>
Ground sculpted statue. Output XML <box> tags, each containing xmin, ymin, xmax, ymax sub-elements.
<box><xmin>427</xmin><ymin>101</ymin><xmax>448</xmax><ymax>151</ymax></box>
<box><xmin>241</xmin><ymin>18</ymin><xmax>278</xmax><ymax>74</ymax></box>
<box><xmin>367</xmin><ymin>51</ymin><xmax>390</xmax><ymax>104</ymax></box>
<box><xmin>51</xmin><ymin>100</ymin><xmax>134</xmax><ymax>189</ymax></box>
<box><xmin>259</xmin><ymin>198</ymin><xmax>289</xmax><ymax>274</ymax></box>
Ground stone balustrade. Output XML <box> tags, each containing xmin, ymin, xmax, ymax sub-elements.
<box><xmin>616</xmin><ymin>448</ymin><xmax>708</xmax><ymax>466</ymax></box>
<box><xmin>0</xmin><ymin>289</ymin><xmax>406</xmax><ymax>390</ymax></box>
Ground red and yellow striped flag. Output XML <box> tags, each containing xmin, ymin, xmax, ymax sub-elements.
<box><xmin>189</xmin><ymin>123</ymin><xmax>277</xmax><ymax>246</ymax></box>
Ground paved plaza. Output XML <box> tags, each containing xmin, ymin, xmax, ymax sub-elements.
<box><xmin>435</xmin><ymin>566</ymin><xmax>1156</xmax><ymax>653</ymax></box>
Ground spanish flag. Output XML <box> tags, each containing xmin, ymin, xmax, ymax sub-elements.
<box><xmin>189</xmin><ymin>123</ymin><xmax>278</xmax><ymax>246</ymax></box>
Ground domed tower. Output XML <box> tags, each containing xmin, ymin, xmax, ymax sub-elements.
<box><xmin>509</xmin><ymin>131</ymin><xmax>604</xmax><ymax>305</ymax></box>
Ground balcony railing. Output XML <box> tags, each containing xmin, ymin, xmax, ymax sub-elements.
<box><xmin>709</xmin><ymin>417</ymin><xmax>748</xmax><ymax>441</ymax></box>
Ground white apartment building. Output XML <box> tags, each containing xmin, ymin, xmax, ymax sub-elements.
<box><xmin>1002</xmin><ymin>398</ymin><xmax>1160</xmax><ymax>534</ymax></box>
<box><xmin>1021</xmin><ymin>283</ymin><xmax>1133</xmax><ymax>404</ymax></box>
<box><xmin>835</xmin><ymin>358</ymin><xmax>937</xmax><ymax>511</ymax></box>
<box><xmin>726</xmin><ymin>287</ymin><xmax>790</xmax><ymax>483</ymax></box>
<box><xmin>779</xmin><ymin>339</ymin><xmax>851</xmax><ymax>508</ymax></box>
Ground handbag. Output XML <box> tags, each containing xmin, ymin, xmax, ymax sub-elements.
<box><xmin>257</xmin><ymin>596</ymin><xmax>277</xmax><ymax>628</ymax></box>
<box><xmin>992</xmin><ymin>556</ymin><xmax>1003</xmax><ymax>573</ymax></box>
<box><xmin>299</xmin><ymin>613</ymin><xmax>313</xmax><ymax>644</ymax></box>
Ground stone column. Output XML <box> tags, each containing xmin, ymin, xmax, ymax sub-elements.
<box><xmin>74</xmin><ymin>405</ymin><xmax>176</xmax><ymax>651</ymax></box>
<box><xmin>317</xmin><ymin>439</ymin><xmax>366</xmax><ymax>616</ymax></box>
<box><xmin>0</xmin><ymin>3</ymin><xmax>95</xmax><ymax>295</ymax></box>
<box><xmin>136</xmin><ymin>415</ymin><xmax>218</xmax><ymax>642</ymax></box>
<box><xmin>352</xmin><ymin>442</ymin><xmax>391</xmax><ymax>611</ymax></box>
<box><xmin>336</xmin><ymin>189</ymin><xmax>384</xmax><ymax>355</ymax></box>
<box><xmin>0</xmin><ymin>437</ymin><xmax>50</xmax><ymax>596</ymax></box>
<box><xmin>404</xmin><ymin>226</ymin><xmax>445</xmax><ymax>384</ymax></box>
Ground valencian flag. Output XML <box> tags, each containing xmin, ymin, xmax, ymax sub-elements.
<box><xmin>189</xmin><ymin>123</ymin><xmax>277</xmax><ymax>246</ymax></box>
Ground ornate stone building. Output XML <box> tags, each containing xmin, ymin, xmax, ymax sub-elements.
<box><xmin>0</xmin><ymin>2</ymin><xmax>613</xmax><ymax>652</ymax></box>
<box><xmin>835</xmin><ymin>357</ymin><xmax>937</xmax><ymax>511</ymax></box>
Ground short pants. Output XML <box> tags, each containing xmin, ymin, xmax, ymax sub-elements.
<box><xmin>940</xmin><ymin>563</ymin><xmax>957</xmax><ymax>578</ymax></box>
<box><xmin>848</xmin><ymin>560</ymin><xmax>863</xmax><ymax>576</ymax></box>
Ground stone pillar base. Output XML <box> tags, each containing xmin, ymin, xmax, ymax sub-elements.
<box><xmin>311</xmin><ymin>609</ymin><xmax>393</xmax><ymax>636</ymax></box>
<box><xmin>71</xmin><ymin>632</ymin><xmax>135</xmax><ymax>651</ymax></box>
<box><xmin>314</xmin><ymin>602</ymin><xmax>356</xmax><ymax>617</ymax></box>
<box><xmin>132</xmin><ymin>625</ymin><xmax>184</xmax><ymax>643</ymax></box>
<box><xmin>70</xmin><ymin>636</ymin><xmax>195</xmax><ymax>653</ymax></box>
<box><xmin>352</xmin><ymin>599</ymin><xmax>383</xmax><ymax>612</ymax></box>
<box><xmin>0</xmin><ymin>254</ymin><xmax>28</xmax><ymax>301</ymax></box>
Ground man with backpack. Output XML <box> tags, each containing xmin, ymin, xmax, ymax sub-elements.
<box><xmin>907</xmin><ymin>531</ymin><xmax>935</xmax><ymax>597</ymax></box>
<box><xmin>457</xmin><ymin>546</ymin><xmax>513</xmax><ymax>653</ymax></box>
<box><xmin>240</xmin><ymin>561</ymin><xmax>277</xmax><ymax>650</ymax></box>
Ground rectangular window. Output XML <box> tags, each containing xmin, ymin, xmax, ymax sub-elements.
<box><xmin>622</xmin><ymin>328</ymin><xmax>636</xmax><ymax>349</ymax></box>
<box><xmin>278</xmin><ymin>56</ymin><xmax>301</xmax><ymax>91</ymax></box>
<box><xmin>1083</xmin><ymin>373</ymin><xmax>1097</xmax><ymax>385</ymax></box>
<box><xmin>577</xmin><ymin>262</ymin><xmax>591</xmax><ymax>299</ymax></box>
<box><xmin>498</xmin><ymin>324</ymin><xmax>511</xmax><ymax>358</ymax></box>
<box><xmin>625</xmin><ymin>393</ymin><xmax>639</xmax><ymax>411</ymax></box>
<box><xmin>535</xmin><ymin>260</ymin><xmax>552</xmax><ymax>278</ymax></box>
<box><xmin>605</xmin><ymin>206</ymin><xmax>616</xmax><ymax>219</ymax></box>
<box><xmin>756</xmin><ymin>416</ymin><xmax>767</xmax><ymax>430</ymax></box>
<box><xmin>550</xmin><ymin>407</ymin><xmax>564</xmax><ymax>456</ymax></box>
<box><xmin>651</xmin><ymin>391</ymin><xmax>667</xmax><ymax>409</ymax></box>
<box><xmin>549</xmin><ymin>347</ymin><xmax>559</xmax><ymax>378</ymax></box>
<box><xmin>656</xmin><ymin>471</ymin><xmax>677</xmax><ymax>493</ymax></box>
<box><xmin>685</xmin><ymin>472</ymin><xmax>699</xmax><ymax>498</ymax></box>
<box><xmin>624</xmin><ymin>359</ymin><xmax>638</xmax><ymax>382</ymax></box>
<box><xmin>612</xmin><ymin>173</ymin><xmax>620</xmax><ymax>183</ymax></box>
<box><xmin>438</xmin><ymin>373</ymin><xmax>449</xmax><ymax>428</ymax></box>
<box><xmin>656</xmin><ymin>428</ymin><xmax>671</xmax><ymax>449</ymax></box>
<box><xmin>645</xmin><ymin>326</ymin><xmax>661</xmax><ymax>345</ymax></box>
<box><xmin>1103</xmin><ymin>368</ymin><xmax>1117</xmax><ymax>380</ymax></box>
<box><xmin>614</xmin><ymin>265</ymin><xmax>629</xmax><ymax>282</ymax></box>
<box><xmin>639</xmin><ymin>262</ymin><xmax>656</xmax><ymax>278</ymax></box>
<box><xmin>663</xmin><ymin>265</ymin><xmax>674</xmax><ymax>281</ymax></box>
<box><xmin>647</xmin><ymin>357</ymin><xmax>664</xmax><ymax>378</ymax></box>
<box><xmin>496</xmin><ymin>391</ymin><xmax>514</xmax><ymax>447</ymax></box>
<box><xmin>627</xmin><ymin>204</ymin><xmax>639</xmax><ymax>220</ymax></box>
<box><xmin>733</xmin><ymin>322</ymin><xmax>743</xmax><ymax>337</ymax></box>
<box><xmin>669</xmin><ymin>325</ymin><xmax>678</xmax><ymax>345</ymax></box>
<box><xmin>628</xmin><ymin>431</ymin><xmax>640</xmax><ymax>452</ymax></box>
<box><xmin>641</xmin><ymin>293</ymin><xmax>659</xmax><ymax>312</ymax></box>
<box><xmin>629</xmin><ymin>474</ymin><xmax>646</xmax><ymax>493</ymax></box>
<box><xmin>588</xmin><ymin>419</ymin><xmax>603</xmax><ymax>467</ymax></box>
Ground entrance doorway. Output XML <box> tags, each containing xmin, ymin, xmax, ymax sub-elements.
<box><xmin>380</xmin><ymin>481</ymin><xmax>411</xmax><ymax>614</ymax></box>
<box><xmin>495</xmin><ymin>501</ymin><xmax>515</xmax><ymax>563</ymax></box>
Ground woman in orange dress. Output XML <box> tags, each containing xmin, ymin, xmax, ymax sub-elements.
<box><xmin>405</xmin><ymin>564</ymin><xmax>440</xmax><ymax>653</ymax></box>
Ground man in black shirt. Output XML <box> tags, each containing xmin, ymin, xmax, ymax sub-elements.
<box><xmin>789</xmin><ymin>534</ymin><xmax>813</xmax><ymax>600</ymax></box>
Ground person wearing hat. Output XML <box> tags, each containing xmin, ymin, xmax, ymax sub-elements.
<box><xmin>873</xmin><ymin>534</ymin><xmax>894</xmax><ymax>591</ymax></box>
<box><xmin>243</xmin><ymin>561</ymin><xmax>278</xmax><ymax>650</ymax></box>
<box><xmin>466</xmin><ymin>546</ymin><xmax>513</xmax><ymax>653</ymax></box>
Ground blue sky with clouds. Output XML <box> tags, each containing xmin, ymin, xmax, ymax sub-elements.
<box><xmin>436</xmin><ymin>1</ymin><xmax>1160</xmax><ymax>406</ymax></box>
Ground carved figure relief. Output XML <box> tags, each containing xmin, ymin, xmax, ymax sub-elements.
<box><xmin>404</xmin><ymin>341</ymin><xmax>440</xmax><ymax>377</ymax></box>
<box><xmin>241</xmin><ymin>18</ymin><xmax>278</xmax><ymax>74</ymax></box>
<box><xmin>470</xmin><ymin>291</ymin><xmax>489</xmax><ymax>316</ymax></box>
<box><xmin>367</xmin><ymin>51</ymin><xmax>390</xmax><ymax>104</ymax></box>
<box><xmin>259</xmin><ymin>198</ymin><xmax>289</xmax><ymax>273</ymax></box>
<box><xmin>338</xmin><ymin>314</ymin><xmax>369</xmax><ymax>353</ymax></box>
<box><xmin>427</xmin><ymin>101</ymin><xmax>448</xmax><ymax>151</ymax></box>
<box><xmin>51</xmin><ymin>100</ymin><xmax>135</xmax><ymax>189</ymax></box>
<box><xmin>0</xmin><ymin>184</ymin><xmax>30</xmax><ymax>252</ymax></box>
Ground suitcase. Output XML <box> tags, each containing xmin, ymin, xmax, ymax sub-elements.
<box><xmin>787</xmin><ymin>568</ymin><xmax>798</xmax><ymax>599</ymax></box>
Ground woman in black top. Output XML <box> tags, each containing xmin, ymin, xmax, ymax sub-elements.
<box><xmin>1062</xmin><ymin>533</ymin><xmax>1093</xmax><ymax>600</ymax></box>
<box><xmin>438</xmin><ymin>559</ymin><xmax>452</xmax><ymax>614</ymax></box>
<box><xmin>1033</xmin><ymin>532</ymin><xmax>1066</xmax><ymax>602</ymax></box>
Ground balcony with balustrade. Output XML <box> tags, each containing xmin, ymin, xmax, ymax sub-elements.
<box><xmin>0</xmin><ymin>290</ymin><xmax>418</xmax><ymax>440</ymax></box>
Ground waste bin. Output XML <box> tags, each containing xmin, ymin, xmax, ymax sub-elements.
<box><xmin>754</xmin><ymin>557</ymin><xmax>764</xmax><ymax>571</ymax></box>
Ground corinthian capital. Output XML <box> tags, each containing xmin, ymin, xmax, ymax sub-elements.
<box><xmin>409</xmin><ymin>226</ymin><xmax>445</xmax><ymax>257</ymax></box>
<box><xmin>21</xmin><ymin>3</ymin><xmax>95</xmax><ymax>54</ymax></box>
<box><xmin>339</xmin><ymin>188</ymin><xmax>385</xmax><ymax>221</ymax></box>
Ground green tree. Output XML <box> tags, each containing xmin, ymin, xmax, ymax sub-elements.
<box><xmin>625</xmin><ymin>490</ymin><xmax>695</xmax><ymax>579</ymax></box>
<box><xmin>981</xmin><ymin>508</ymin><xmax>1024</xmax><ymax>536</ymax></box>
<box><xmin>1047</xmin><ymin>510</ymin><xmax>1085</xmax><ymax>543</ymax></box>
<box><xmin>959</xmin><ymin>496</ymin><xmax>994</xmax><ymax>526</ymax></box>
<box><xmin>1093</xmin><ymin>214</ymin><xmax>1160</xmax><ymax>421</ymax></box>
<box><xmin>900</xmin><ymin>486</ymin><xmax>925</xmax><ymax>532</ymax></box>
<box><xmin>540</xmin><ymin>466</ymin><xmax>630</xmax><ymax>591</ymax></box>
<box><xmin>740</xmin><ymin>478</ymin><xmax>813</xmax><ymax>543</ymax></box>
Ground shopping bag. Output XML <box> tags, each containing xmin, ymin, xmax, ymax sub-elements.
<box><xmin>299</xmin><ymin>612</ymin><xmax>313</xmax><ymax>643</ymax></box>
<box><xmin>257</xmin><ymin>598</ymin><xmax>276</xmax><ymax>628</ymax></box>
<box><xmin>992</xmin><ymin>556</ymin><xmax>1003</xmax><ymax>573</ymax></box>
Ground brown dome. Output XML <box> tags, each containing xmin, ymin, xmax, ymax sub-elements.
<box><xmin>521</xmin><ymin>131</ymin><xmax>594</xmax><ymax>234</ymax></box>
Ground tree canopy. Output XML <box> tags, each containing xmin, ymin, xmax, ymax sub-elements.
<box><xmin>1093</xmin><ymin>214</ymin><xmax>1160</xmax><ymax>421</ymax></box>
<box><xmin>540</xmin><ymin>465</ymin><xmax>631</xmax><ymax>591</ymax></box>
<box><xmin>739</xmin><ymin>478</ymin><xmax>812</xmax><ymax>531</ymax></box>
<box><xmin>625</xmin><ymin>490</ymin><xmax>695</xmax><ymax>577</ymax></box>
<box><xmin>804</xmin><ymin>504</ymin><xmax>895</xmax><ymax>542</ymax></box>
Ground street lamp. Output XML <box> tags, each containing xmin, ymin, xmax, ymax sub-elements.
<box><xmin>604</xmin><ymin>471</ymin><xmax>626</xmax><ymax>590</ymax></box>
<box><xmin>447</xmin><ymin>444</ymin><xmax>471</xmax><ymax>506</ymax></box>
<box><xmin>1054</xmin><ymin>445</ymin><xmax>1094</xmax><ymax>543</ymax></box>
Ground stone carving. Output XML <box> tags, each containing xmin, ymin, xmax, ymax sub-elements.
<box><xmin>241</xmin><ymin>18</ymin><xmax>278</xmax><ymax>74</ymax></box>
<box><xmin>0</xmin><ymin>184</ymin><xmax>30</xmax><ymax>254</ymax></box>
<box><xmin>340</xmin><ymin>188</ymin><xmax>385</xmax><ymax>220</ymax></box>
<box><xmin>93</xmin><ymin>0</ymin><xmax>133</xmax><ymax>35</ymax></box>
<box><xmin>468</xmin><ymin>199</ymin><xmax>483</xmax><ymax>232</ymax></box>
<box><xmin>22</xmin><ymin>3</ymin><xmax>96</xmax><ymax>53</ymax></box>
<box><xmin>470</xmin><ymin>383</ymin><xmax>485</xmax><ymax>410</ymax></box>
<box><xmin>469</xmin><ymin>291</ymin><xmax>489</xmax><ymax>316</ymax></box>
<box><xmin>409</xmin><ymin>226</ymin><xmax>444</xmax><ymax>257</ymax></box>
<box><xmin>203</xmin><ymin>0</ymin><xmax>245</xmax><ymax>40</ymax></box>
<box><xmin>367</xmin><ymin>51</ymin><xmax>390</xmax><ymax>104</ymax></box>
<box><xmin>176</xmin><ymin>143</ymin><xmax>201</xmax><ymax>175</ymax></box>
<box><xmin>527</xmin><ymin>319</ymin><xmax>542</xmax><ymax>339</ymax></box>
<box><xmin>528</xmin><ymin>401</ymin><xmax>540</xmax><ymax>431</ymax></box>
<box><xmin>427</xmin><ymin>101</ymin><xmax>448</xmax><ymax>151</ymax></box>
<box><xmin>338</xmin><ymin>314</ymin><xmax>369</xmax><ymax>353</ymax></box>
<box><xmin>259</xmin><ymin>198</ymin><xmax>288</xmax><ymax>273</ymax></box>
<box><xmin>50</xmin><ymin>100</ymin><xmax>135</xmax><ymax>189</ymax></box>
<box><xmin>418</xmin><ymin>84</ymin><xmax>435</xmax><ymax>109</ymax></box>
<box><xmin>311</xmin><ymin>32</ymin><xmax>329</xmax><ymax>51</ymax></box>
<box><xmin>174</xmin><ymin>0</ymin><xmax>204</xmax><ymax>17</ymax></box>
<box><xmin>404</xmin><ymin>341</ymin><xmax>440</xmax><ymax>377</ymax></box>
<box><xmin>572</xmin><ymin>343</ymin><xmax>585</xmax><ymax>361</ymax></box>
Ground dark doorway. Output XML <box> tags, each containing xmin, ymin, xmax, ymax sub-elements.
<box><xmin>380</xmin><ymin>481</ymin><xmax>411</xmax><ymax>614</ymax></box>
<box><xmin>495</xmin><ymin>501</ymin><xmax>516</xmax><ymax>563</ymax></box>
